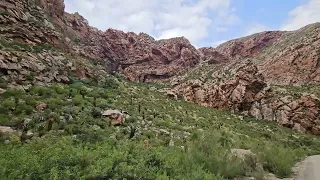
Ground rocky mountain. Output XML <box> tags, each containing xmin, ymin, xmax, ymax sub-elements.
<box><xmin>170</xmin><ymin>24</ymin><xmax>320</xmax><ymax>135</ymax></box>
<box><xmin>0</xmin><ymin>0</ymin><xmax>319</xmax><ymax>135</ymax></box>
<box><xmin>1</xmin><ymin>0</ymin><xmax>201</xmax><ymax>85</ymax></box>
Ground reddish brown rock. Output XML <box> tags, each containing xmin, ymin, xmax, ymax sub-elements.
<box><xmin>215</xmin><ymin>31</ymin><xmax>285</xmax><ymax>60</ymax></box>
<box><xmin>198</xmin><ymin>47</ymin><xmax>229</xmax><ymax>64</ymax></box>
<box><xmin>36</xmin><ymin>102</ymin><xmax>48</xmax><ymax>111</ymax></box>
<box><xmin>173</xmin><ymin>61</ymin><xmax>267</xmax><ymax>111</ymax></box>
<box><xmin>258</xmin><ymin>23</ymin><xmax>320</xmax><ymax>85</ymax></box>
<box><xmin>102</xmin><ymin>109</ymin><xmax>126</xmax><ymax>126</ymax></box>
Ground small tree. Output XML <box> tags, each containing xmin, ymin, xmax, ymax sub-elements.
<box><xmin>129</xmin><ymin>126</ymin><xmax>137</xmax><ymax>139</ymax></box>
<box><xmin>47</xmin><ymin>113</ymin><xmax>57</xmax><ymax>132</ymax></box>
<box><xmin>88</xmin><ymin>91</ymin><xmax>100</xmax><ymax>107</ymax></box>
<box><xmin>68</xmin><ymin>89</ymin><xmax>73</xmax><ymax>98</ymax></box>
<box><xmin>2</xmin><ymin>89</ymin><xmax>24</xmax><ymax>108</ymax></box>
<box><xmin>79</xmin><ymin>88</ymin><xmax>87</xmax><ymax>99</ymax></box>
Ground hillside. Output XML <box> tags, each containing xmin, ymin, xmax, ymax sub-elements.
<box><xmin>0</xmin><ymin>0</ymin><xmax>320</xmax><ymax>179</ymax></box>
<box><xmin>170</xmin><ymin>24</ymin><xmax>320</xmax><ymax>135</ymax></box>
<box><xmin>1</xmin><ymin>75</ymin><xmax>320</xmax><ymax>179</ymax></box>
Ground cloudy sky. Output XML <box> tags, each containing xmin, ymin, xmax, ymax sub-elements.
<box><xmin>64</xmin><ymin>0</ymin><xmax>320</xmax><ymax>47</ymax></box>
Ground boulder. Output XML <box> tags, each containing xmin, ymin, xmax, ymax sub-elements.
<box><xmin>0</xmin><ymin>126</ymin><xmax>15</xmax><ymax>133</ymax></box>
<box><xmin>165</xmin><ymin>91</ymin><xmax>178</xmax><ymax>100</ymax></box>
<box><xmin>231</xmin><ymin>149</ymin><xmax>263</xmax><ymax>171</ymax></box>
<box><xmin>36</xmin><ymin>102</ymin><xmax>48</xmax><ymax>111</ymax></box>
<box><xmin>102</xmin><ymin>109</ymin><xmax>126</xmax><ymax>126</ymax></box>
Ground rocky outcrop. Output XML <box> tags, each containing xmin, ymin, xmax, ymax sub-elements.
<box><xmin>1</xmin><ymin>0</ymin><xmax>201</xmax><ymax>83</ymax></box>
<box><xmin>102</xmin><ymin>109</ymin><xmax>127</xmax><ymax>126</ymax></box>
<box><xmin>258</xmin><ymin>23</ymin><xmax>320</xmax><ymax>85</ymax></box>
<box><xmin>0</xmin><ymin>0</ymin><xmax>69</xmax><ymax>50</ymax></box>
<box><xmin>173</xmin><ymin>60</ymin><xmax>267</xmax><ymax>110</ymax></box>
<box><xmin>39</xmin><ymin>0</ymin><xmax>65</xmax><ymax>18</ymax></box>
<box><xmin>215</xmin><ymin>31</ymin><xmax>285</xmax><ymax>61</ymax></box>
<box><xmin>198</xmin><ymin>47</ymin><xmax>229</xmax><ymax>64</ymax></box>
<box><xmin>249</xmin><ymin>93</ymin><xmax>320</xmax><ymax>135</ymax></box>
<box><xmin>172</xmin><ymin>60</ymin><xmax>320</xmax><ymax>135</ymax></box>
<box><xmin>77</xmin><ymin>29</ymin><xmax>201</xmax><ymax>82</ymax></box>
<box><xmin>0</xmin><ymin>49</ymin><xmax>106</xmax><ymax>87</ymax></box>
<box><xmin>3</xmin><ymin>0</ymin><xmax>319</xmax><ymax>85</ymax></box>
<box><xmin>168</xmin><ymin>24</ymin><xmax>320</xmax><ymax>135</ymax></box>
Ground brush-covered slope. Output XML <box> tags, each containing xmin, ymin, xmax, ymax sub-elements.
<box><xmin>1</xmin><ymin>76</ymin><xmax>320</xmax><ymax>179</ymax></box>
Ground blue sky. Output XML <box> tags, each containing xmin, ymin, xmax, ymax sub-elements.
<box><xmin>65</xmin><ymin>0</ymin><xmax>320</xmax><ymax>47</ymax></box>
<box><xmin>203</xmin><ymin>0</ymin><xmax>305</xmax><ymax>46</ymax></box>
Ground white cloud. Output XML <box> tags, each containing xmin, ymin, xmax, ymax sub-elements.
<box><xmin>64</xmin><ymin>0</ymin><xmax>238</xmax><ymax>45</ymax></box>
<box><xmin>281</xmin><ymin>0</ymin><xmax>320</xmax><ymax>31</ymax></box>
<box><xmin>244</xmin><ymin>24</ymin><xmax>268</xmax><ymax>36</ymax></box>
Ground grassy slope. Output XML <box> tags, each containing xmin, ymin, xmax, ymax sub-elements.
<box><xmin>0</xmin><ymin>75</ymin><xmax>319</xmax><ymax>180</ymax></box>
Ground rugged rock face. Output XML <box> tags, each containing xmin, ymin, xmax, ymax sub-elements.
<box><xmin>0</xmin><ymin>0</ymin><xmax>201</xmax><ymax>83</ymax></box>
<box><xmin>249</xmin><ymin>93</ymin><xmax>320</xmax><ymax>135</ymax></box>
<box><xmin>198</xmin><ymin>47</ymin><xmax>229</xmax><ymax>64</ymax></box>
<box><xmin>172</xmin><ymin>60</ymin><xmax>320</xmax><ymax>134</ymax></box>
<box><xmin>0</xmin><ymin>49</ymin><xmax>106</xmax><ymax>88</ymax></box>
<box><xmin>76</xmin><ymin>28</ymin><xmax>201</xmax><ymax>82</ymax></box>
<box><xmin>215</xmin><ymin>31</ymin><xmax>285</xmax><ymax>61</ymax></box>
<box><xmin>258</xmin><ymin>23</ymin><xmax>320</xmax><ymax>85</ymax></box>
<box><xmin>173</xmin><ymin>60</ymin><xmax>267</xmax><ymax>110</ymax></box>
<box><xmin>0</xmin><ymin>0</ymin><xmax>69</xmax><ymax>49</ymax></box>
<box><xmin>169</xmin><ymin>24</ymin><xmax>320</xmax><ymax>135</ymax></box>
<box><xmin>0</xmin><ymin>0</ymin><xmax>108</xmax><ymax>86</ymax></box>
<box><xmin>76</xmin><ymin>29</ymin><xmax>201</xmax><ymax>82</ymax></box>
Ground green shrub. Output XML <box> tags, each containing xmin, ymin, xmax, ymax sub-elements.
<box><xmin>103</xmin><ymin>77</ymin><xmax>119</xmax><ymax>89</ymax></box>
<box><xmin>0</xmin><ymin>114</ymin><xmax>9</xmax><ymax>125</ymax></box>
<box><xmin>73</xmin><ymin>95</ymin><xmax>84</xmax><ymax>106</ymax></box>
<box><xmin>0</xmin><ymin>106</ymin><xmax>8</xmax><ymax>114</ymax></box>
<box><xmin>46</xmin><ymin>98</ymin><xmax>64</xmax><ymax>110</ymax></box>
<box><xmin>186</xmin><ymin>137</ymin><xmax>247</xmax><ymax>179</ymax></box>
<box><xmin>96</xmin><ymin>98</ymin><xmax>112</xmax><ymax>109</ymax></box>
<box><xmin>52</xmin><ymin>85</ymin><xmax>68</xmax><ymax>95</ymax></box>
<box><xmin>143</xmin><ymin>131</ymin><xmax>156</xmax><ymax>139</ymax></box>
<box><xmin>1</xmin><ymin>89</ymin><xmax>24</xmax><ymax>99</ymax></box>
<box><xmin>2</xmin><ymin>99</ymin><xmax>15</xmax><ymax>109</ymax></box>
<box><xmin>30</xmin><ymin>86</ymin><xmax>54</xmax><ymax>97</ymax></box>
<box><xmin>62</xmin><ymin>106</ymin><xmax>80</xmax><ymax>116</ymax></box>
<box><xmin>72</xmin><ymin>38</ymin><xmax>81</xmax><ymax>44</ymax></box>
<box><xmin>15</xmin><ymin>104</ymin><xmax>34</xmax><ymax>115</ymax></box>
<box><xmin>25</xmin><ymin>96</ymin><xmax>37</xmax><ymax>107</ymax></box>
<box><xmin>70</xmin><ymin>82</ymin><xmax>85</xmax><ymax>91</ymax></box>
<box><xmin>257</xmin><ymin>145</ymin><xmax>304</xmax><ymax>178</ymax></box>
<box><xmin>26</xmin><ymin>72</ymin><xmax>35</xmax><ymax>81</ymax></box>
<box><xmin>91</xmin><ymin>108</ymin><xmax>101</xmax><ymax>118</ymax></box>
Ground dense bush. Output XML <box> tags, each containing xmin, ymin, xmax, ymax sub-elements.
<box><xmin>257</xmin><ymin>145</ymin><xmax>304</xmax><ymax>177</ymax></box>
